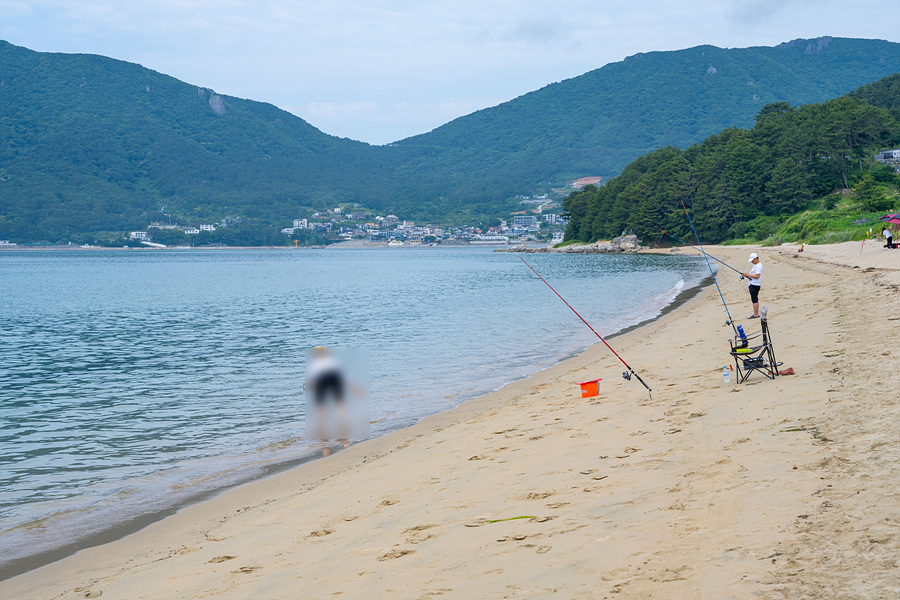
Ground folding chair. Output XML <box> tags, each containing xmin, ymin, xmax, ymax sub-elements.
<box><xmin>729</xmin><ymin>309</ymin><xmax>781</xmax><ymax>383</ymax></box>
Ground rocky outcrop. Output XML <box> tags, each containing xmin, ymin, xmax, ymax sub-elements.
<box><xmin>197</xmin><ymin>87</ymin><xmax>228</xmax><ymax>115</ymax></box>
<box><xmin>495</xmin><ymin>235</ymin><xmax>642</xmax><ymax>254</ymax></box>
<box><xmin>208</xmin><ymin>93</ymin><xmax>227</xmax><ymax>115</ymax></box>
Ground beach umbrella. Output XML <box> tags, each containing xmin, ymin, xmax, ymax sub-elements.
<box><xmin>880</xmin><ymin>214</ymin><xmax>900</xmax><ymax>224</ymax></box>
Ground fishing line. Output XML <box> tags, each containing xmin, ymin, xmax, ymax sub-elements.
<box><xmin>660</xmin><ymin>230</ymin><xmax>743</xmax><ymax>275</ymax></box>
<box><xmin>678</xmin><ymin>201</ymin><xmax>738</xmax><ymax>332</ymax></box>
<box><xmin>513</xmin><ymin>252</ymin><xmax>652</xmax><ymax>398</ymax></box>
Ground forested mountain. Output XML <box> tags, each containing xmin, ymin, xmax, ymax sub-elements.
<box><xmin>392</xmin><ymin>37</ymin><xmax>900</xmax><ymax>205</ymax></box>
<box><xmin>2</xmin><ymin>37</ymin><xmax>900</xmax><ymax>242</ymax></box>
<box><xmin>0</xmin><ymin>40</ymin><xmax>392</xmax><ymax>242</ymax></box>
<box><xmin>562</xmin><ymin>74</ymin><xmax>900</xmax><ymax>245</ymax></box>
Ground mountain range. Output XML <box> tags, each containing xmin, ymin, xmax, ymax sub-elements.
<box><xmin>2</xmin><ymin>36</ymin><xmax>900</xmax><ymax>242</ymax></box>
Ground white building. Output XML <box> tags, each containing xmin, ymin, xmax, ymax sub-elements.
<box><xmin>130</xmin><ymin>231</ymin><xmax>147</xmax><ymax>240</ymax></box>
<box><xmin>514</xmin><ymin>215</ymin><xmax>538</xmax><ymax>227</ymax></box>
<box><xmin>199</xmin><ymin>224</ymin><xmax>216</xmax><ymax>231</ymax></box>
<box><xmin>281</xmin><ymin>227</ymin><xmax>298</xmax><ymax>235</ymax></box>
<box><xmin>876</xmin><ymin>149</ymin><xmax>900</xmax><ymax>164</ymax></box>
<box><xmin>184</xmin><ymin>228</ymin><xmax>200</xmax><ymax>235</ymax></box>
<box><xmin>293</xmin><ymin>219</ymin><xmax>308</xmax><ymax>228</ymax></box>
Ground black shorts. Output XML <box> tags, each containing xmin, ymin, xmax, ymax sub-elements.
<box><xmin>313</xmin><ymin>371</ymin><xmax>344</xmax><ymax>405</ymax></box>
<box><xmin>748</xmin><ymin>285</ymin><xmax>760</xmax><ymax>304</ymax></box>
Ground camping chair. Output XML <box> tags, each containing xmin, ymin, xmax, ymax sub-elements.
<box><xmin>729</xmin><ymin>308</ymin><xmax>781</xmax><ymax>383</ymax></box>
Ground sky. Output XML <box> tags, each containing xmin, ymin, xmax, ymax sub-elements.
<box><xmin>1</xmin><ymin>1</ymin><xmax>899</xmax><ymax>145</ymax></box>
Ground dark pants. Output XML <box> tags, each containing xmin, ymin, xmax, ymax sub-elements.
<box><xmin>749</xmin><ymin>285</ymin><xmax>760</xmax><ymax>304</ymax></box>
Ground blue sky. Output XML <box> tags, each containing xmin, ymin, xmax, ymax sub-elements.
<box><xmin>1</xmin><ymin>0</ymin><xmax>898</xmax><ymax>145</ymax></box>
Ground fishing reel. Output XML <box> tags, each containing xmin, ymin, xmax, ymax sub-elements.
<box><xmin>724</xmin><ymin>319</ymin><xmax>732</xmax><ymax>327</ymax></box>
<box><xmin>622</xmin><ymin>371</ymin><xmax>631</xmax><ymax>381</ymax></box>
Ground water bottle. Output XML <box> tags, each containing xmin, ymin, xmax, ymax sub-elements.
<box><xmin>723</xmin><ymin>366</ymin><xmax>730</xmax><ymax>383</ymax></box>
<box><xmin>736</xmin><ymin>324</ymin><xmax>747</xmax><ymax>348</ymax></box>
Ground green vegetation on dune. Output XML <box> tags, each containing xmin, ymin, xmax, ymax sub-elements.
<box><xmin>562</xmin><ymin>74</ymin><xmax>900</xmax><ymax>247</ymax></box>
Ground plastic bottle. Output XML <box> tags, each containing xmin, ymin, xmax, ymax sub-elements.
<box><xmin>723</xmin><ymin>366</ymin><xmax>730</xmax><ymax>383</ymax></box>
<box><xmin>736</xmin><ymin>324</ymin><xmax>747</xmax><ymax>348</ymax></box>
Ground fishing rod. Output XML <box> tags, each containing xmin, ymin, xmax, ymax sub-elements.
<box><xmin>678</xmin><ymin>200</ymin><xmax>738</xmax><ymax>332</ymax></box>
<box><xmin>660</xmin><ymin>230</ymin><xmax>743</xmax><ymax>276</ymax></box>
<box><xmin>513</xmin><ymin>252</ymin><xmax>652</xmax><ymax>398</ymax></box>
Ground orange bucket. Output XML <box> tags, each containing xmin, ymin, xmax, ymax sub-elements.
<box><xmin>578</xmin><ymin>378</ymin><xmax>602</xmax><ymax>398</ymax></box>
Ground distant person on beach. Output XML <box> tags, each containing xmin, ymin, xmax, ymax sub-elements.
<box><xmin>884</xmin><ymin>227</ymin><xmax>894</xmax><ymax>249</ymax></box>
<box><xmin>304</xmin><ymin>347</ymin><xmax>370</xmax><ymax>453</ymax></box>
<box><xmin>742</xmin><ymin>253</ymin><xmax>763</xmax><ymax>319</ymax></box>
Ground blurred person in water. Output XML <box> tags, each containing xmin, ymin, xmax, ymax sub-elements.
<box><xmin>305</xmin><ymin>347</ymin><xmax>369</xmax><ymax>454</ymax></box>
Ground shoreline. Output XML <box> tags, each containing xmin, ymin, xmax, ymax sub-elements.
<box><xmin>6</xmin><ymin>241</ymin><xmax>900</xmax><ymax>598</ymax></box>
<box><xmin>0</xmin><ymin>259</ymin><xmax>713</xmax><ymax>581</ymax></box>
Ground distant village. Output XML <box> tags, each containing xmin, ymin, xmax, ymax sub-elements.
<box><xmin>0</xmin><ymin>179</ymin><xmax>598</xmax><ymax>248</ymax></box>
<box><xmin>121</xmin><ymin>186</ymin><xmax>589</xmax><ymax>248</ymax></box>
<box><xmin>125</xmin><ymin>202</ymin><xmax>571</xmax><ymax>247</ymax></box>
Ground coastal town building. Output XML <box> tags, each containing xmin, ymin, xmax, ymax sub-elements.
<box><xmin>544</xmin><ymin>214</ymin><xmax>569</xmax><ymax>225</ymax></box>
<box><xmin>129</xmin><ymin>231</ymin><xmax>148</xmax><ymax>240</ymax></box>
<box><xmin>875</xmin><ymin>149</ymin><xmax>900</xmax><ymax>171</ymax></box>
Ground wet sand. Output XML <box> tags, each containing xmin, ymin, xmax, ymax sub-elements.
<box><xmin>3</xmin><ymin>241</ymin><xmax>900</xmax><ymax>599</ymax></box>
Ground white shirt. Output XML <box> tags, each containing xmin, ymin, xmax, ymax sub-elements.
<box><xmin>748</xmin><ymin>262</ymin><xmax>762</xmax><ymax>287</ymax></box>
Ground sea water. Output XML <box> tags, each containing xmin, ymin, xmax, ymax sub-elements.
<box><xmin>0</xmin><ymin>246</ymin><xmax>707</xmax><ymax>573</ymax></box>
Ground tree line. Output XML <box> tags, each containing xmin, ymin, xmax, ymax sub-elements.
<box><xmin>562</xmin><ymin>76</ymin><xmax>900</xmax><ymax>245</ymax></box>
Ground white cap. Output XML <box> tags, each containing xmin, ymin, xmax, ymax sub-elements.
<box><xmin>748</xmin><ymin>252</ymin><xmax>759</xmax><ymax>262</ymax></box>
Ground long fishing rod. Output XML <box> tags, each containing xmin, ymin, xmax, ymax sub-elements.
<box><xmin>513</xmin><ymin>252</ymin><xmax>652</xmax><ymax>398</ymax></box>
<box><xmin>678</xmin><ymin>201</ymin><xmax>738</xmax><ymax>332</ymax></box>
<box><xmin>660</xmin><ymin>230</ymin><xmax>743</xmax><ymax>276</ymax></box>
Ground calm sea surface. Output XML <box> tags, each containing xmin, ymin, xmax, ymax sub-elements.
<box><xmin>0</xmin><ymin>246</ymin><xmax>707</xmax><ymax>571</ymax></box>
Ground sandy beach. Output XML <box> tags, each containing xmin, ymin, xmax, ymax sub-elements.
<box><xmin>4</xmin><ymin>240</ymin><xmax>900</xmax><ymax>599</ymax></box>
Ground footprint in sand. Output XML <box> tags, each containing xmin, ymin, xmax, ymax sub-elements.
<box><xmin>378</xmin><ymin>549</ymin><xmax>414</xmax><ymax>561</ymax></box>
<box><xmin>208</xmin><ymin>555</ymin><xmax>237</xmax><ymax>563</ymax></box>
<box><xmin>309</xmin><ymin>528</ymin><xmax>335</xmax><ymax>537</ymax></box>
<box><xmin>536</xmin><ymin>546</ymin><xmax>552</xmax><ymax>554</ymax></box>
<box><xmin>380</xmin><ymin>499</ymin><xmax>398</xmax><ymax>506</ymax></box>
<box><xmin>525</xmin><ymin>492</ymin><xmax>554</xmax><ymax>500</ymax></box>
<box><xmin>231</xmin><ymin>566</ymin><xmax>262</xmax><ymax>574</ymax></box>
<box><xmin>614</xmin><ymin>447</ymin><xmax>640</xmax><ymax>458</ymax></box>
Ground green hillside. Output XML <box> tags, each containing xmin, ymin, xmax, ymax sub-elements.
<box><xmin>561</xmin><ymin>74</ymin><xmax>900</xmax><ymax>246</ymax></box>
<box><xmin>3</xmin><ymin>37</ymin><xmax>900</xmax><ymax>243</ymax></box>
<box><xmin>0</xmin><ymin>41</ymin><xmax>389</xmax><ymax>242</ymax></box>
<box><xmin>394</xmin><ymin>37</ymin><xmax>900</xmax><ymax>206</ymax></box>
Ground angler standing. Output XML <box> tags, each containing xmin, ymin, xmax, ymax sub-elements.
<box><xmin>742</xmin><ymin>253</ymin><xmax>763</xmax><ymax>319</ymax></box>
